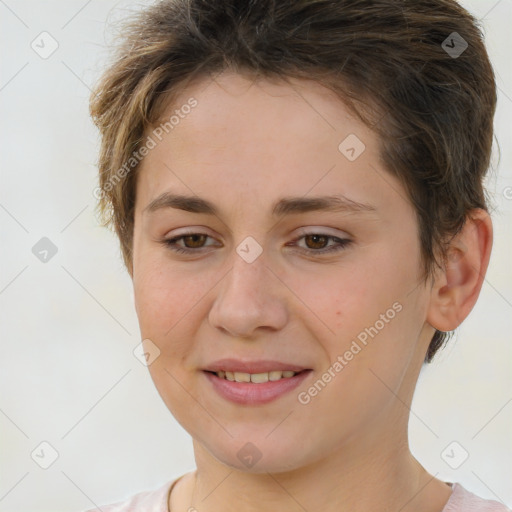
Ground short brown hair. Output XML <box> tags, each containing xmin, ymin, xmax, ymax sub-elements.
<box><xmin>90</xmin><ymin>0</ymin><xmax>496</xmax><ymax>362</ymax></box>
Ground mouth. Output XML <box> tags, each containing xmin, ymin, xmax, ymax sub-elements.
<box><xmin>204</xmin><ymin>369</ymin><xmax>308</xmax><ymax>383</ymax></box>
<box><xmin>202</xmin><ymin>362</ymin><xmax>313</xmax><ymax>405</ymax></box>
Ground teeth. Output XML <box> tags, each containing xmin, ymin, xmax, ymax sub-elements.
<box><xmin>215</xmin><ymin>370</ymin><xmax>298</xmax><ymax>382</ymax></box>
<box><xmin>251</xmin><ymin>372</ymin><xmax>268</xmax><ymax>383</ymax></box>
<box><xmin>269</xmin><ymin>370</ymin><xmax>282</xmax><ymax>381</ymax></box>
<box><xmin>234</xmin><ymin>372</ymin><xmax>251</xmax><ymax>383</ymax></box>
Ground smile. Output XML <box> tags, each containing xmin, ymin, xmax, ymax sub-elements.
<box><xmin>203</xmin><ymin>369</ymin><xmax>312</xmax><ymax>405</ymax></box>
<box><xmin>212</xmin><ymin>370</ymin><xmax>298</xmax><ymax>383</ymax></box>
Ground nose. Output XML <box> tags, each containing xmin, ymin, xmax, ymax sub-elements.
<box><xmin>208</xmin><ymin>247</ymin><xmax>289</xmax><ymax>339</ymax></box>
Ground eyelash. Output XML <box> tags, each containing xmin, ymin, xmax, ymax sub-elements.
<box><xmin>163</xmin><ymin>232</ymin><xmax>352</xmax><ymax>256</ymax></box>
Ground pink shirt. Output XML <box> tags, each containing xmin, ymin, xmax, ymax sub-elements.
<box><xmin>84</xmin><ymin>476</ymin><xmax>511</xmax><ymax>512</ymax></box>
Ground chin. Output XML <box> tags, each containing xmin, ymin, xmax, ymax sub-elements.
<box><xmin>203</xmin><ymin>436</ymin><xmax>313</xmax><ymax>475</ymax></box>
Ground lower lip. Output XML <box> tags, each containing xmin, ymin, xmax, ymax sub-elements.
<box><xmin>203</xmin><ymin>370</ymin><xmax>312</xmax><ymax>405</ymax></box>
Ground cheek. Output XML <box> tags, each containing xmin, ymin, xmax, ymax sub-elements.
<box><xmin>311</xmin><ymin>253</ymin><xmax>422</xmax><ymax>380</ymax></box>
<box><xmin>132</xmin><ymin>255</ymin><xmax>216</xmax><ymax>364</ymax></box>
<box><xmin>133</xmin><ymin>263</ymin><xmax>202</xmax><ymax>410</ymax></box>
<box><xmin>328</xmin><ymin>291</ymin><xmax>425</xmax><ymax>416</ymax></box>
<box><xmin>306</xmin><ymin>309</ymin><xmax>418</xmax><ymax>438</ymax></box>
<box><xmin>294</xmin><ymin>263</ymin><xmax>385</xmax><ymax>339</ymax></box>
<box><xmin>133</xmin><ymin>262</ymin><xmax>185</xmax><ymax>341</ymax></box>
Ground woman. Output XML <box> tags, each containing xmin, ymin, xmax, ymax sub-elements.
<box><xmin>86</xmin><ymin>0</ymin><xmax>510</xmax><ymax>510</ymax></box>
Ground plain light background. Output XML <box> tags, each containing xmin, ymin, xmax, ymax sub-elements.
<box><xmin>0</xmin><ymin>0</ymin><xmax>511</xmax><ymax>510</ymax></box>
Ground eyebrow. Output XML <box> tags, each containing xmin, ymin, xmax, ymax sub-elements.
<box><xmin>143</xmin><ymin>192</ymin><xmax>377</xmax><ymax>217</ymax></box>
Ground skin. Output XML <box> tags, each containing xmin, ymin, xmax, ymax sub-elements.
<box><xmin>131</xmin><ymin>71</ymin><xmax>492</xmax><ymax>512</ymax></box>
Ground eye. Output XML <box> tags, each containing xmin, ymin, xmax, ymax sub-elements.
<box><xmin>289</xmin><ymin>232</ymin><xmax>352</xmax><ymax>254</ymax></box>
<box><xmin>163</xmin><ymin>231</ymin><xmax>352</xmax><ymax>256</ymax></box>
<box><xmin>163</xmin><ymin>232</ymin><xmax>217</xmax><ymax>254</ymax></box>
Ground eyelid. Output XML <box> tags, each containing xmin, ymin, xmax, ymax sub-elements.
<box><xmin>294</xmin><ymin>226</ymin><xmax>350</xmax><ymax>238</ymax></box>
<box><xmin>165</xmin><ymin>226</ymin><xmax>213</xmax><ymax>236</ymax></box>
<box><xmin>162</xmin><ymin>226</ymin><xmax>353</xmax><ymax>257</ymax></box>
<box><xmin>165</xmin><ymin>226</ymin><xmax>350</xmax><ymax>243</ymax></box>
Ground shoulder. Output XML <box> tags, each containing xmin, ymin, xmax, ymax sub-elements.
<box><xmin>81</xmin><ymin>478</ymin><xmax>177</xmax><ymax>512</ymax></box>
<box><xmin>443</xmin><ymin>483</ymin><xmax>511</xmax><ymax>512</ymax></box>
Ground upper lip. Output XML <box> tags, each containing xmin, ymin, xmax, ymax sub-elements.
<box><xmin>204</xmin><ymin>358</ymin><xmax>310</xmax><ymax>374</ymax></box>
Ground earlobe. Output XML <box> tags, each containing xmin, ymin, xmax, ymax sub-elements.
<box><xmin>427</xmin><ymin>209</ymin><xmax>493</xmax><ymax>332</ymax></box>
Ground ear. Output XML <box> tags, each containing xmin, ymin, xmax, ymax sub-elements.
<box><xmin>426</xmin><ymin>209</ymin><xmax>493</xmax><ymax>332</ymax></box>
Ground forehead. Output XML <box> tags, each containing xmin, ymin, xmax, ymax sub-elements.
<box><xmin>136</xmin><ymin>71</ymin><xmax>409</xmax><ymax>222</ymax></box>
<box><xmin>159</xmin><ymin>71</ymin><xmax>363</xmax><ymax>155</ymax></box>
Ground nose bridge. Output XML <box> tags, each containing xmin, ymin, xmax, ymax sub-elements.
<box><xmin>232</xmin><ymin>239</ymin><xmax>274</xmax><ymax>290</ymax></box>
<box><xmin>208</xmin><ymin>241</ymin><xmax>288</xmax><ymax>337</ymax></box>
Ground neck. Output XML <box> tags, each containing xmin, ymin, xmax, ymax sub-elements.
<box><xmin>183</xmin><ymin>424</ymin><xmax>451</xmax><ymax>512</ymax></box>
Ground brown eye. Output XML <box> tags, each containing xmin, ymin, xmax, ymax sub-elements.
<box><xmin>290</xmin><ymin>233</ymin><xmax>352</xmax><ymax>255</ymax></box>
<box><xmin>303</xmin><ymin>234</ymin><xmax>330</xmax><ymax>250</ymax></box>
<box><xmin>181</xmin><ymin>234</ymin><xmax>207</xmax><ymax>248</ymax></box>
<box><xmin>164</xmin><ymin>233</ymin><xmax>217</xmax><ymax>254</ymax></box>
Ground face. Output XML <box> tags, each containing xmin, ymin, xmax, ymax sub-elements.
<box><xmin>132</xmin><ymin>71</ymin><xmax>435</xmax><ymax>473</ymax></box>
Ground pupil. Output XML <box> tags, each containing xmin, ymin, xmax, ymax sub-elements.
<box><xmin>186</xmin><ymin>235</ymin><xmax>204</xmax><ymax>247</ymax></box>
<box><xmin>307</xmin><ymin>235</ymin><xmax>327</xmax><ymax>249</ymax></box>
